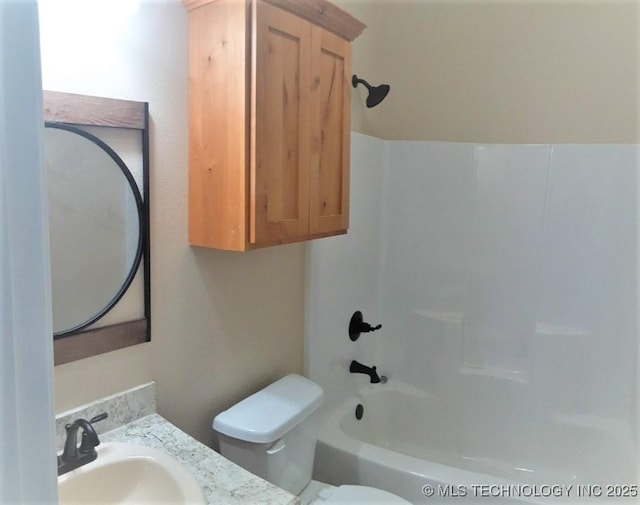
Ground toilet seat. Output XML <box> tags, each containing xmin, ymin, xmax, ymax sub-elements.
<box><xmin>313</xmin><ymin>485</ymin><xmax>411</xmax><ymax>504</ymax></box>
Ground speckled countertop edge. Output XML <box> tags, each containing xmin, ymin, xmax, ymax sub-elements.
<box><xmin>102</xmin><ymin>413</ymin><xmax>299</xmax><ymax>505</ymax></box>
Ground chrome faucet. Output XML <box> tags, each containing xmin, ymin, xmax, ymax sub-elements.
<box><xmin>58</xmin><ymin>413</ymin><xmax>108</xmax><ymax>476</ymax></box>
<box><xmin>349</xmin><ymin>360</ymin><xmax>381</xmax><ymax>383</ymax></box>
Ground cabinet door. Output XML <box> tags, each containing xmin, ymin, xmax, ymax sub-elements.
<box><xmin>252</xmin><ymin>1</ymin><xmax>311</xmax><ymax>245</ymax></box>
<box><xmin>309</xmin><ymin>26</ymin><xmax>351</xmax><ymax>235</ymax></box>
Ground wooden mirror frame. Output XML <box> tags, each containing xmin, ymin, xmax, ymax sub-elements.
<box><xmin>44</xmin><ymin>91</ymin><xmax>151</xmax><ymax>365</ymax></box>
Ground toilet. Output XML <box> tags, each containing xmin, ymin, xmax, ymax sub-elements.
<box><xmin>213</xmin><ymin>374</ymin><xmax>410</xmax><ymax>504</ymax></box>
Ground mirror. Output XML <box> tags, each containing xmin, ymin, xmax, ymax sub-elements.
<box><xmin>44</xmin><ymin>123</ymin><xmax>143</xmax><ymax>336</ymax></box>
<box><xmin>43</xmin><ymin>90</ymin><xmax>150</xmax><ymax>365</ymax></box>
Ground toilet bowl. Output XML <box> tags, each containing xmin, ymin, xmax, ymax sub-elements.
<box><xmin>213</xmin><ymin>374</ymin><xmax>410</xmax><ymax>504</ymax></box>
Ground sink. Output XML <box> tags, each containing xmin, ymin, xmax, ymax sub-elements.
<box><xmin>58</xmin><ymin>442</ymin><xmax>206</xmax><ymax>504</ymax></box>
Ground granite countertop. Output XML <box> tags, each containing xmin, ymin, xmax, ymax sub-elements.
<box><xmin>102</xmin><ymin>413</ymin><xmax>299</xmax><ymax>505</ymax></box>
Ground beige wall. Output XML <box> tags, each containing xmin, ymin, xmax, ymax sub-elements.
<box><xmin>339</xmin><ymin>0</ymin><xmax>639</xmax><ymax>143</ymax></box>
<box><xmin>44</xmin><ymin>0</ymin><xmax>638</xmax><ymax>443</ymax></box>
<box><xmin>42</xmin><ymin>0</ymin><xmax>304</xmax><ymax>444</ymax></box>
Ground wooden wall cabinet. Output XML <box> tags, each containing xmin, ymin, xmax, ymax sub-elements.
<box><xmin>183</xmin><ymin>0</ymin><xmax>365</xmax><ymax>251</ymax></box>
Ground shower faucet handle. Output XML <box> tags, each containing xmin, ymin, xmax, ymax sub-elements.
<box><xmin>349</xmin><ymin>311</ymin><xmax>382</xmax><ymax>341</ymax></box>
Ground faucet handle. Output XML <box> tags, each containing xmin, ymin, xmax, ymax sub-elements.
<box><xmin>78</xmin><ymin>412</ymin><xmax>108</xmax><ymax>453</ymax></box>
<box><xmin>90</xmin><ymin>412</ymin><xmax>108</xmax><ymax>424</ymax></box>
<box><xmin>349</xmin><ymin>311</ymin><xmax>382</xmax><ymax>341</ymax></box>
<box><xmin>64</xmin><ymin>413</ymin><xmax>107</xmax><ymax>433</ymax></box>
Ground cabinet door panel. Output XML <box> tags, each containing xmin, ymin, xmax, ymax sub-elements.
<box><xmin>309</xmin><ymin>27</ymin><xmax>350</xmax><ymax>235</ymax></box>
<box><xmin>252</xmin><ymin>1</ymin><xmax>311</xmax><ymax>245</ymax></box>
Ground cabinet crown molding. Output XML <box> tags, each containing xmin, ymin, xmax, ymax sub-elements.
<box><xmin>182</xmin><ymin>0</ymin><xmax>366</xmax><ymax>41</ymax></box>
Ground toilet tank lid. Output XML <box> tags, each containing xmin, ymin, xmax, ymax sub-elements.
<box><xmin>213</xmin><ymin>374</ymin><xmax>324</xmax><ymax>444</ymax></box>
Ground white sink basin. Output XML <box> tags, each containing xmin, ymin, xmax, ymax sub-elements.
<box><xmin>58</xmin><ymin>442</ymin><xmax>206</xmax><ymax>504</ymax></box>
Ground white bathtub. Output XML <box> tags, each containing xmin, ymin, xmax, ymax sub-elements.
<box><xmin>313</xmin><ymin>382</ymin><xmax>636</xmax><ymax>504</ymax></box>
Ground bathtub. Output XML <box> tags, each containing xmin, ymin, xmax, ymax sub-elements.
<box><xmin>313</xmin><ymin>382</ymin><xmax>636</xmax><ymax>504</ymax></box>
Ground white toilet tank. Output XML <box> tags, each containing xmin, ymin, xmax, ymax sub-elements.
<box><xmin>213</xmin><ymin>374</ymin><xmax>324</xmax><ymax>495</ymax></box>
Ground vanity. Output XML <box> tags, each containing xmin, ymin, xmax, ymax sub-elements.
<box><xmin>56</xmin><ymin>383</ymin><xmax>298</xmax><ymax>505</ymax></box>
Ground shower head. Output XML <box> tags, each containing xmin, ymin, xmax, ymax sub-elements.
<box><xmin>352</xmin><ymin>74</ymin><xmax>390</xmax><ymax>108</ymax></box>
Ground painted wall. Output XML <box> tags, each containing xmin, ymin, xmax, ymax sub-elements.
<box><xmin>338</xmin><ymin>0</ymin><xmax>639</xmax><ymax>143</ymax></box>
<box><xmin>41</xmin><ymin>0</ymin><xmax>304</xmax><ymax>444</ymax></box>
<box><xmin>43</xmin><ymin>0</ymin><xmax>638</xmax><ymax>447</ymax></box>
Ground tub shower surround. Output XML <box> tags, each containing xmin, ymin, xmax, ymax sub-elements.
<box><xmin>306</xmin><ymin>134</ymin><xmax>639</xmax><ymax>502</ymax></box>
<box><xmin>55</xmin><ymin>384</ymin><xmax>298</xmax><ymax>505</ymax></box>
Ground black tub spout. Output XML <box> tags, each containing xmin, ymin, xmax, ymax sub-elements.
<box><xmin>350</xmin><ymin>360</ymin><xmax>381</xmax><ymax>383</ymax></box>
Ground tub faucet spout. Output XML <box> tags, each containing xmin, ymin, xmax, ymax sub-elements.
<box><xmin>350</xmin><ymin>360</ymin><xmax>381</xmax><ymax>383</ymax></box>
